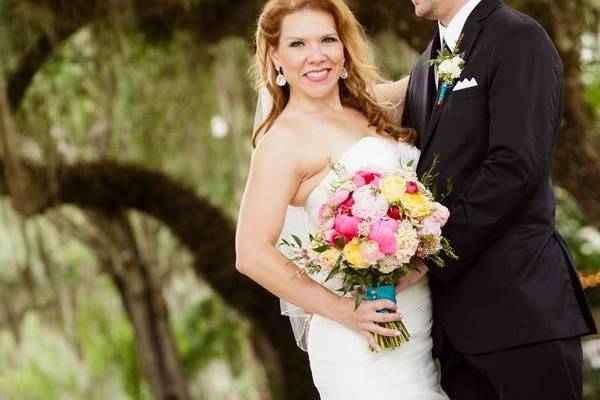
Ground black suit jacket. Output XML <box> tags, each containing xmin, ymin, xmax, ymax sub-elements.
<box><xmin>404</xmin><ymin>0</ymin><xmax>597</xmax><ymax>354</ymax></box>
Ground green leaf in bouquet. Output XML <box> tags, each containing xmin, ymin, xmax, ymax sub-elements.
<box><xmin>431</xmin><ymin>185</ymin><xmax>438</xmax><ymax>201</ymax></box>
<box><xmin>442</xmin><ymin>237</ymin><xmax>458</xmax><ymax>261</ymax></box>
<box><xmin>420</xmin><ymin>153</ymin><xmax>440</xmax><ymax>190</ymax></box>
<box><xmin>340</xmin><ymin>279</ymin><xmax>354</xmax><ymax>294</ymax></box>
<box><xmin>335</xmin><ymin>237</ymin><xmax>346</xmax><ymax>250</ymax></box>
<box><xmin>437</xmin><ymin>177</ymin><xmax>454</xmax><ymax>201</ymax></box>
<box><xmin>354</xmin><ymin>287</ymin><xmax>364</xmax><ymax>310</ymax></box>
<box><xmin>407</xmin><ymin>159</ymin><xmax>415</xmax><ymax>168</ymax></box>
<box><xmin>335</xmin><ymin>254</ymin><xmax>343</xmax><ymax>268</ymax></box>
<box><xmin>291</xmin><ymin>234</ymin><xmax>303</xmax><ymax>248</ymax></box>
<box><xmin>312</xmin><ymin>244</ymin><xmax>331</xmax><ymax>253</ymax></box>
<box><xmin>428</xmin><ymin>253</ymin><xmax>445</xmax><ymax>268</ymax></box>
<box><xmin>325</xmin><ymin>265</ymin><xmax>341</xmax><ymax>282</ymax></box>
<box><xmin>355</xmin><ymin>274</ymin><xmax>366</xmax><ymax>286</ymax></box>
<box><xmin>446</xmin><ymin>178</ymin><xmax>454</xmax><ymax>196</ymax></box>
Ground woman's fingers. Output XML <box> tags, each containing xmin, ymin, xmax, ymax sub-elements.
<box><xmin>360</xmin><ymin>330</ymin><xmax>382</xmax><ymax>352</ymax></box>
<box><xmin>365</xmin><ymin>322</ymin><xmax>404</xmax><ymax>337</ymax></box>
<box><xmin>369</xmin><ymin>299</ymin><xmax>397</xmax><ymax>312</ymax></box>
<box><xmin>370</xmin><ymin>310</ymin><xmax>403</xmax><ymax>323</ymax></box>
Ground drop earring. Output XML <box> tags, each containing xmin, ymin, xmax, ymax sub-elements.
<box><xmin>276</xmin><ymin>67</ymin><xmax>287</xmax><ymax>86</ymax></box>
<box><xmin>340</xmin><ymin>66</ymin><xmax>349</xmax><ymax>80</ymax></box>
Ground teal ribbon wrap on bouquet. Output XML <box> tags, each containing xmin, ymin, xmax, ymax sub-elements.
<box><xmin>365</xmin><ymin>284</ymin><xmax>411</xmax><ymax>349</ymax></box>
<box><xmin>366</xmin><ymin>284</ymin><xmax>396</xmax><ymax>313</ymax></box>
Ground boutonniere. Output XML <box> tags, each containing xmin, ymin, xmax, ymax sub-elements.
<box><xmin>426</xmin><ymin>35</ymin><xmax>465</xmax><ymax>105</ymax></box>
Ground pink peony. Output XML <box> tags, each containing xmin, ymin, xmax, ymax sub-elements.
<box><xmin>318</xmin><ymin>204</ymin><xmax>334</xmax><ymax>223</ymax></box>
<box><xmin>421</xmin><ymin>217</ymin><xmax>442</xmax><ymax>236</ymax></box>
<box><xmin>431</xmin><ymin>202</ymin><xmax>450</xmax><ymax>227</ymax></box>
<box><xmin>338</xmin><ymin>194</ymin><xmax>355</xmax><ymax>215</ymax></box>
<box><xmin>322</xmin><ymin>217</ymin><xmax>334</xmax><ymax>231</ymax></box>
<box><xmin>351</xmin><ymin>185</ymin><xmax>388</xmax><ymax>221</ymax></box>
<box><xmin>352</xmin><ymin>170</ymin><xmax>382</xmax><ymax>188</ymax></box>
<box><xmin>368</xmin><ymin>218</ymin><xmax>399</xmax><ymax>255</ymax></box>
<box><xmin>324</xmin><ymin>228</ymin><xmax>341</xmax><ymax>244</ymax></box>
<box><xmin>334</xmin><ymin>214</ymin><xmax>362</xmax><ymax>243</ymax></box>
<box><xmin>328</xmin><ymin>189</ymin><xmax>351</xmax><ymax>207</ymax></box>
<box><xmin>341</xmin><ymin>195</ymin><xmax>355</xmax><ymax>207</ymax></box>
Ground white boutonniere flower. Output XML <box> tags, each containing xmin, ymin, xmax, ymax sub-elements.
<box><xmin>438</xmin><ymin>55</ymin><xmax>465</xmax><ymax>85</ymax></box>
<box><xmin>426</xmin><ymin>35</ymin><xmax>466</xmax><ymax>105</ymax></box>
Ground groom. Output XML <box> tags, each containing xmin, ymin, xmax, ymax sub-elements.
<box><xmin>403</xmin><ymin>0</ymin><xmax>597</xmax><ymax>398</ymax></box>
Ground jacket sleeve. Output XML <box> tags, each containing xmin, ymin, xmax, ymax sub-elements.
<box><xmin>402</xmin><ymin>70</ymin><xmax>414</xmax><ymax>129</ymax></box>
<box><xmin>428</xmin><ymin>22</ymin><xmax>563</xmax><ymax>283</ymax></box>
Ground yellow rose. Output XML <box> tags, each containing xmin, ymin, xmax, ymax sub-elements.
<box><xmin>318</xmin><ymin>248</ymin><xmax>342</xmax><ymax>269</ymax></box>
<box><xmin>379</xmin><ymin>176</ymin><xmax>407</xmax><ymax>203</ymax></box>
<box><xmin>398</xmin><ymin>191</ymin><xmax>433</xmax><ymax>218</ymax></box>
<box><xmin>343</xmin><ymin>238</ymin><xmax>369</xmax><ymax>269</ymax></box>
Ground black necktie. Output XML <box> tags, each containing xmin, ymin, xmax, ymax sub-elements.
<box><xmin>436</xmin><ymin>39</ymin><xmax>451</xmax><ymax>92</ymax></box>
<box><xmin>442</xmin><ymin>38</ymin><xmax>451</xmax><ymax>52</ymax></box>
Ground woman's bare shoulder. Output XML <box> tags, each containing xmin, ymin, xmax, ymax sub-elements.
<box><xmin>256</xmin><ymin>116</ymin><xmax>328</xmax><ymax>160</ymax></box>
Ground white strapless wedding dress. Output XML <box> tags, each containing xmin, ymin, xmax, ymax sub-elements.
<box><xmin>279</xmin><ymin>136</ymin><xmax>448</xmax><ymax>400</ymax></box>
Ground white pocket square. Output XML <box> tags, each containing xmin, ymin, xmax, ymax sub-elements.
<box><xmin>453</xmin><ymin>77</ymin><xmax>478</xmax><ymax>91</ymax></box>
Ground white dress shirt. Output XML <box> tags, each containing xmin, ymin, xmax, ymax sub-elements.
<box><xmin>434</xmin><ymin>0</ymin><xmax>482</xmax><ymax>88</ymax></box>
<box><xmin>438</xmin><ymin>0</ymin><xmax>482</xmax><ymax>51</ymax></box>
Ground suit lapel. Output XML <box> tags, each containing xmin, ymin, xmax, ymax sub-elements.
<box><xmin>424</xmin><ymin>30</ymin><xmax>439</xmax><ymax>125</ymax></box>
<box><xmin>415</xmin><ymin>30</ymin><xmax>439</xmax><ymax>149</ymax></box>
<box><xmin>419</xmin><ymin>0</ymin><xmax>502</xmax><ymax>156</ymax></box>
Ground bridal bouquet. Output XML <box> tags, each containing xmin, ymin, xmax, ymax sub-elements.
<box><xmin>280</xmin><ymin>160</ymin><xmax>456</xmax><ymax>352</ymax></box>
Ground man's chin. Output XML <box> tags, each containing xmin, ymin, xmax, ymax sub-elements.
<box><xmin>414</xmin><ymin>6</ymin><xmax>436</xmax><ymax>20</ymax></box>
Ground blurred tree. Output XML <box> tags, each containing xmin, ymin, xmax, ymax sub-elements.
<box><xmin>49</xmin><ymin>210</ymin><xmax>192</xmax><ymax>400</ymax></box>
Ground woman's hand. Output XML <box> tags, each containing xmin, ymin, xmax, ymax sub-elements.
<box><xmin>395</xmin><ymin>260</ymin><xmax>428</xmax><ymax>294</ymax></box>
<box><xmin>332</xmin><ymin>296</ymin><xmax>405</xmax><ymax>352</ymax></box>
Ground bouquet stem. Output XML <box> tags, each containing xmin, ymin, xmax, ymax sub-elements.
<box><xmin>372</xmin><ymin>320</ymin><xmax>410</xmax><ymax>351</ymax></box>
<box><xmin>366</xmin><ymin>284</ymin><xmax>411</xmax><ymax>352</ymax></box>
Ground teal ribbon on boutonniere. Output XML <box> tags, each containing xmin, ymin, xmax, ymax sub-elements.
<box><xmin>437</xmin><ymin>82</ymin><xmax>453</xmax><ymax>105</ymax></box>
<box><xmin>426</xmin><ymin>34</ymin><xmax>465</xmax><ymax>106</ymax></box>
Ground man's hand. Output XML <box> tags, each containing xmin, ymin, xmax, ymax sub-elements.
<box><xmin>395</xmin><ymin>260</ymin><xmax>428</xmax><ymax>294</ymax></box>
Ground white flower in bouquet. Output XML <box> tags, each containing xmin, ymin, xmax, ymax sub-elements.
<box><xmin>394</xmin><ymin>220</ymin><xmax>420</xmax><ymax>264</ymax></box>
<box><xmin>379</xmin><ymin>255</ymin><xmax>403</xmax><ymax>274</ymax></box>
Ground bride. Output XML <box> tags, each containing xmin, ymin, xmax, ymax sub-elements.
<box><xmin>235</xmin><ymin>0</ymin><xmax>447</xmax><ymax>398</ymax></box>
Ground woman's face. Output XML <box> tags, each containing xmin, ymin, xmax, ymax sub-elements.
<box><xmin>270</xmin><ymin>8</ymin><xmax>345</xmax><ymax>100</ymax></box>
